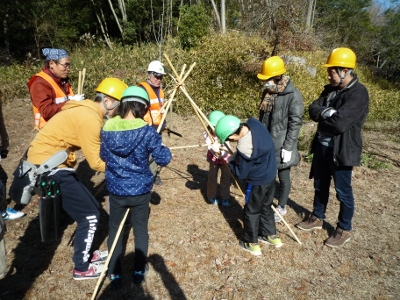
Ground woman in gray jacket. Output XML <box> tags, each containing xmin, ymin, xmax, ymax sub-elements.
<box><xmin>257</xmin><ymin>56</ymin><xmax>304</xmax><ymax>222</ymax></box>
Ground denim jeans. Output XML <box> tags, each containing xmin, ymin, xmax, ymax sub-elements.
<box><xmin>312</xmin><ymin>142</ymin><xmax>354</xmax><ymax>231</ymax></box>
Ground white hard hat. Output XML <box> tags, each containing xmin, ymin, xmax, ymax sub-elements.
<box><xmin>147</xmin><ymin>60</ymin><xmax>166</xmax><ymax>75</ymax></box>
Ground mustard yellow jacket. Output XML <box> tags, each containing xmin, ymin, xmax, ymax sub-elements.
<box><xmin>27</xmin><ymin>100</ymin><xmax>105</xmax><ymax>172</ymax></box>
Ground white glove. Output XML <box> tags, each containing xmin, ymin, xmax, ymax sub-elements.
<box><xmin>69</xmin><ymin>94</ymin><xmax>85</xmax><ymax>101</ymax></box>
<box><xmin>281</xmin><ymin>149</ymin><xmax>292</xmax><ymax>163</ymax></box>
<box><xmin>320</xmin><ymin>107</ymin><xmax>337</xmax><ymax>119</ymax></box>
<box><xmin>211</xmin><ymin>141</ymin><xmax>221</xmax><ymax>154</ymax></box>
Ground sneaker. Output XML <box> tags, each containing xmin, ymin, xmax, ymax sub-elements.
<box><xmin>258</xmin><ymin>235</ymin><xmax>283</xmax><ymax>248</ymax></box>
<box><xmin>109</xmin><ymin>274</ymin><xmax>122</xmax><ymax>290</ymax></box>
<box><xmin>239</xmin><ymin>240</ymin><xmax>262</xmax><ymax>256</ymax></box>
<box><xmin>274</xmin><ymin>205</ymin><xmax>287</xmax><ymax>222</ymax></box>
<box><xmin>73</xmin><ymin>263</ymin><xmax>103</xmax><ymax>280</ymax></box>
<box><xmin>133</xmin><ymin>263</ymin><xmax>149</xmax><ymax>284</ymax></box>
<box><xmin>91</xmin><ymin>250</ymin><xmax>108</xmax><ymax>263</ymax></box>
<box><xmin>325</xmin><ymin>228</ymin><xmax>351</xmax><ymax>248</ymax></box>
<box><xmin>208</xmin><ymin>198</ymin><xmax>219</xmax><ymax>205</ymax></box>
<box><xmin>296</xmin><ymin>214</ymin><xmax>323</xmax><ymax>231</ymax></box>
<box><xmin>221</xmin><ymin>199</ymin><xmax>229</xmax><ymax>207</ymax></box>
<box><xmin>3</xmin><ymin>207</ymin><xmax>25</xmax><ymax>221</ymax></box>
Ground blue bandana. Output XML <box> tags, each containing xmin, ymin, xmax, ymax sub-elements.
<box><xmin>42</xmin><ymin>48</ymin><xmax>68</xmax><ymax>61</ymax></box>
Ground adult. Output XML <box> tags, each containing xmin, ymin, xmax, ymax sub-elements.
<box><xmin>258</xmin><ymin>56</ymin><xmax>304</xmax><ymax>222</ymax></box>
<box><xmin>26</xmin><ymin>78</ymin><xmax>127</xmax><ymax>279</ymax></box>
<box><xmin>296</xmin><ymin>48</ymin><xmax>370</xmax><ymax>248</ymax></box>
<box><xmin>28</xmin><ymin>47</ymin><xmax>83</xmax><ymax>130</ymax></box>
<box><xmin>138</xmin><ymin>60</ymin><xmax>167</xmax><ymax>185</ymax></box>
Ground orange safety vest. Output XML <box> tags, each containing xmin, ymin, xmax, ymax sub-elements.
<box><xmin>28</xmin><ymin>71</ymin><xmax>73</xmax><ymax>130</ymax></box>
<box><xmin>138</xmin><ymin>82</ymin><xmax>165</xmax><ymax>126</ymax></box>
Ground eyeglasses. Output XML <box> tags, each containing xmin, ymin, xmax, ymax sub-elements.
<box><xmin>152</xmin><ymin>73</ymin><xmax>164</xmax><ymax>80</ymax></box>
<box><xmin>56</xmin><ymin>62</ymin><xmax>72</xmax><ymax>69</ymax></box>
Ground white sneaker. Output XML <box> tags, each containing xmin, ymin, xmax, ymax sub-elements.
<box><xmin>274</xmin><ymin>205</ymin><xmax>287</xmax><ymax>222</ymax></box>
<box><xmin>3</xmin><ymin>207</ymin><xmax>25</xmax><ymax>220</ymax></box>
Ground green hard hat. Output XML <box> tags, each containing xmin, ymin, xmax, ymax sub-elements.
<box><xmin>208</xmin><ymin>110</ymin><xmax>225</xmax><ymax>127</ymax></box>
<box><xmin>121</xmin><ymin>86</ymin><xmax>149</xmax><ymax>105</ymax></box>
<box><xmin>215</xmin><ymin>115</ymin><xmax>241</xmax><ymax>143</ymax></box>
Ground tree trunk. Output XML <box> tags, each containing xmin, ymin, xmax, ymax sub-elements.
<box><xmin>305</xmin><ymin>0</ymin><xmax>315</xmax><ymax>33</ymax></box>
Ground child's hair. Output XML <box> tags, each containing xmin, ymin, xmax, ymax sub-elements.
<box><xmin>232</xmin><ymin>124</ymin><xmax>244</xmax><ymax>136</ymax></box>
<box><xmin>114</xmin><ymin>101</ymin><xmax>149</xmax><ymax>119</ymax></box>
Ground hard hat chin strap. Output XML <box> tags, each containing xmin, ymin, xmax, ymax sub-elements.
<box><xmin>98</xmin><ymin>93</ymin><xmax>120</xmax><ymax>119</ymax></box>
<box><xmin>337</xmin><ymin>67</ymin><xmax>352</xmax><ymax>86</ymax></box>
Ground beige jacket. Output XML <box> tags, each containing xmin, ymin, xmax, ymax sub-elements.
<box><xmin>27</xmin><ymin>100</ymin><xmax>105</xmax><ymax>172</ymax></box>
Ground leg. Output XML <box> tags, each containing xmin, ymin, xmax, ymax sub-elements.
<box><xmin>312</xmin><ymin>142</ymin><xmax>333</xmax><ymax>220</ymax></box>
<box><xmin>107</xmin><ymin>194</ymin><xmax>129</xmax><ymax>276</ymax></box>
<box><xmin>130</xmin><ymin>193</ymin><xmax>150</xmax><ymax>273</ymax></box>
<box><xmin>242</xmin><ymin>183</ymin><xmax>274</xmax><ymax>243</ymax></box>
<box><xmin>277</xmin><ymin>168</ymin><xmax>291</xmax><ymax>207</ymax></box>
<box><xmin>51</xmin><ymin>170</ymin><xmax>100</xmax><ymax>272</ymax></box>
<box><xmin>332</xmin><ymin>166</ymin><xmax>354</xmax><ymax>231</ymax></box>
<box><xmin>206</xmin><ymin>161</ymin><xmax>219</xmax><ymax>201</ymax></box>
<box><xmin>258</xmin><ymin>180</ymin><xmax>277</xmax><ymax>237</ymax></box>
<box><xmin>219</xmin><ymin>163</ymin><xmax>231</xmax><ymax>201</ymax></box>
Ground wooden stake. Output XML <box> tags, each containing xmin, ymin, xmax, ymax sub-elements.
<box><xmin>81</xmin><ymin>68</ymin><xmax>86</xmax><ymax>94</ymax></box>
<box><xmin>78</xmin><ymin>71</ymin><xmax>82</xmax><ymax>95</ymax></box>
<box><xmin>91</xmin><ymin>209</ymin><xmax>130</xmax><ymax>300</ymax></box>
<box><xmin>271</xmin><ymin>205</ymin><xmax>302</xmax><ymax>245</ymax></box>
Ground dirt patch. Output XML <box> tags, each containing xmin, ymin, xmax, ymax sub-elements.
<box><xmin>0</xmin><ymin>99</ymin><xmax>399</xmax><ymax>299</ymax></box>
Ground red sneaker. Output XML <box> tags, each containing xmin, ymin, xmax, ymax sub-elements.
<box><xmin>91</xmin><ymin>250</ymin><xmax>108</xmax><ymax>263</ymax></box>
<box><xmin>73</xmin><ymin>263</ymin><xmax>103</xmax><ymax>280</ymax></box>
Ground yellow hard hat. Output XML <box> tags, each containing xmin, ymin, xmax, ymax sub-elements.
<box><xmin>257</xmin><ymin>56</ymin><xmax>286</xmax><ymax>80</ymax></box>
<box><xmin>322</xmin><ymin>47</ymin><xmax>356</xmax><ymax>69</ymax></box>
<box><xmin>95</xmin><ymin>78</ymin><xmax>128</xmax><ymax>101</ymax></box>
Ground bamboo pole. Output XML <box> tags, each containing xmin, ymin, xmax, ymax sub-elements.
<box><xmin>81</xmin><ymin>68</ymin><xmax>86</xmax><ymax>94</ymax></box>
<box><xmin>169</xmin><ymin>144</ymin><xmax>208</xmax><ymax>150</ymax></box>
<box><xmin>91</xmin><ymin>209</ymin><xmax>130</xmax><ymax>300</ymax></box>
<box><xmin>78</xmin><ymin>71</ymin><xmax>82</xmax><ymax>95</ymax></box>
<box><xmin>272</xmin><ymin>206</ymin><xmax>302</xmax><ymax>245</ymax></box>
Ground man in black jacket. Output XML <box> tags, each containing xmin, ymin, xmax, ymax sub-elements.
<box><xmin>296</xmin><ymin>48</ymin><xmax>370</xmax><ymax>247</ymax></box>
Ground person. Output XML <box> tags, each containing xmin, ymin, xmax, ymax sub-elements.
<box><xmin>257</xmin><ymin>56</ymin><xmax>304</xmax><ymax>222</ymax></box>
<box><xmin>296</xmin><ymin>47</ymin><xmax>370</xmax><ymax>248</ymax></box>
<box><xmin>215</xmin><ymin>115</ymin><xmax>283</xmax><ymax>256</ymax></box>
<box><xmin>26</xmin><ymin>78</ymin><xmax>128</xmax><ymax>279</ymax></box>
<box><xmin>28</xmin><ymin>47</ymin><xmax>84</xmax><ymax>130</ymax></box>
<box><xmin>100</xmin><ymin>86</ymin><xmax>171</xmax><ymax>288</ymax></box>
<box><xmin>138</xmin><ymin>60</ymin><xmax>167</xmax><ymax>185</ymax></box>
<box><xmin>204</xmin><ymin>110</ymin><xmax>231</xmax><ymax>207</ymax></box>
<box><xmin>0</xmin><ymin>101</ymin><xmax>25</xmax><ymax>220</ymax></box>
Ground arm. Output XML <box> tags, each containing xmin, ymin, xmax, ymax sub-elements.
<box><xmin>317</xmin><ymin>85</ymin><xmax>369</xmax><ymax>135</ymax></box>
<box><xmin>283</xmin><ymin>90</ymin><xmax>304</xmax><ymax>151</ymax></box>
<box><xmin>30</xmin><ymin>78</ymin><xmax>66</xmax><ymax>121</ymax></box>
<box><xmin>148</xmin><ymin>130</ymin><xmax>172</xmax><ymax>167</ymax></box>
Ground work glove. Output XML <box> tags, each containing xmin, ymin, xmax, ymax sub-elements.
<box><xmin>69</xmin><ymin>94</ymin><xmax>85</xmax><ymax>101</ymax></box>
<box><xmin>281</xmin><ymin>149</ymin><xmax>292</xmax><ymax>163</ymax></box>
<box><xmin>320</xmin><ymin>107</ymin><xmax>337</xmax><ymax>120</ymax></box>
<box><xmin>211</xmin><ymin>141</ymin><xmax>221</xmax><ymax>154</ymax></box>
<box><xmin>0</xmin><ymin>149</ymin><xmax>8</xmax><ymax>159</ymax></box>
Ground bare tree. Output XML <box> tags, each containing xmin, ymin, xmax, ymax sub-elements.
<box><xmin>210</xmin><ymin>0</ymin><xmax>226</xmax><ymax>34</ymax></box>
<box><xmin>90</xmin><ymin>0</ymin><xmax>113</xmax><ymax>49</ymax></box>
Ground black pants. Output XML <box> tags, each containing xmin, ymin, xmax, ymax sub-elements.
<box><xmin>107</xmin><ymin>193</ymin><xmax>150</xmax><ymax>276</ymax></box>
<box><xmin>49</xmin><ymin>170</ymin><xmax>100</xmax><ymax>271</ymax></box>
<box><xmin>242</xmin><ymin>180</ymin><xmax>277</xmax><ymax>243</ymax></box>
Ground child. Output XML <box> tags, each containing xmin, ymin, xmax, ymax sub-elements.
<box><xmin>100</xmin><ymin>86</ymin><xmax>171</xmax><ymax>288</ymax></box>
<box><xmin>204</xmin><ymin>110</ymin><xmax>231</xmax><ymax>207</ymax></box>
<box><xmin>215</xmin><ymin>115</ymin><xmax>283</xmax><ymax>256</ymax></box>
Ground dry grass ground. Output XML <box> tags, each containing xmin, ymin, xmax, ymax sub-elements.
<box><xmin>0</xmin><ymin>99</ymin><xmax>399</xmax><ymax>300</ymax></box>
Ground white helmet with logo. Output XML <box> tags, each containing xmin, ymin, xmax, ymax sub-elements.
<box><xmin>147</xmin><ymin>60</ymin><xmax>166</xmax><ymax>75</ymax></box>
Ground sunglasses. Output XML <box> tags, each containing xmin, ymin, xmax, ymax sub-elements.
<box><xmin>56</xmin><ymin>62</ymin><xmax>72</xmax><ymax>69</ymax></box>
<box><xmin>152</xmin><ymin>73</ymin><xmax>164</xmax><ymax>80</ymax></box>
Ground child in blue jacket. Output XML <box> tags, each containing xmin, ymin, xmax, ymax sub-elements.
<box><xmin>215</xmin><ymin>115</ymin><xmax>282</xmax><ymax>256</ymax></box>
<box><xmin>100</xmin><ymin>86</ymin><xmax>171</xmax><ymax>288</ymax></box>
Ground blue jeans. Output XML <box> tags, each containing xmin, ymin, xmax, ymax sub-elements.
<box><xmin>312</xmin><ymin>142</ymin><xmax>354</xmax><ymax>231</ymax></box>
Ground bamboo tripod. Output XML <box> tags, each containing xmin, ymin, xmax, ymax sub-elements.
<box><xmin>161</xmin><ymin>54</ymin><xmax>301</xmax><ymax>246</ymax></box>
